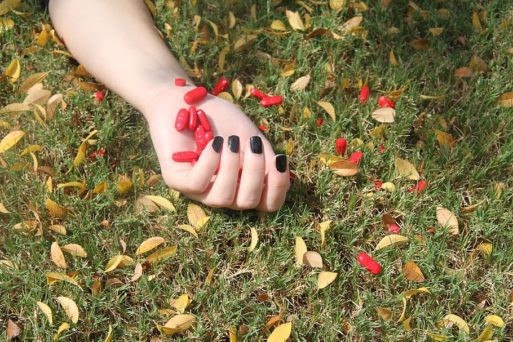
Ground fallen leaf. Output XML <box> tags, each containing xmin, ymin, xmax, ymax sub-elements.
<box><xmin>170</xmin><ymin>294</ymin><xmax>190</xmax><ymax>314</ymax></box>
<box><xmin>49</xmin><ymin>224</ymin><xmax>66</xmax><ymax>235</ymax></box>
<box><xmin>399</xmin><ymin>287</ymin><xmax>430</xmax><ymax>299</ymax></box>
<box><xmin>50</xmin><ymin>242</ymin><xmax>67</xmax><ymax>269</ymax></box>
<box><xmin>6</xmin><ymin>319</ymin><xmax>21</xmax><ymax>339</ymax></box>
<box><xmin>410</xmin><ymin>38</ymin><xmax>429</xmax><ymax>50</ymax></box>
<box><xmin>402</xmin><ymin>316</ymin><xmax>413</xmax><ymax>331</ymax></box>
<box><xmin>375</xmin><ymin>234</ymin><xmax>409</xmax><ymax>251</ymax></box>
<box><xmin>285</xmin><ymin>10</ymin><xmax>305</xmax><ymax>31</ymax></box>
<box><xmin>19</xmin><ymin>72</ymin><xmax>48</xmax><ymax>93</ymax></box>
<box><xmin>130</xmin><ymin>263</ymin><xmax>143</xmax><ymax>282</ymax></box>
<box><xmin>372</xmin><ymin>107</ymin><xmax>396</xmax><ymax>123</ymax></box>
<box><xmin>37</xmin><ymin>301</ymin><xmax>53</xmax><ymax>326</ymax></box>
<box><xmin>45</xmin><ymin>272</ymin><xmax>81</xmax><ymax>289</ymax></box>
<box><xmin>477</xmin><ymin>243</ymin><xmax>492</xmax><ymax>256</ymax></box>
<box><xmin>395</xmin><ymin>157</ymin><xmax>420</xmax><ymax>180</ymax></box>
<box><xmin>329</xmin><ymin>160</ymin><xmax>359</xmax><ymax>176</ymax></box>
<box><xmin>435</xmin><ymin>130</ymin><xmax>456</xmax><ymax>148</ymax></box>
<box><xmin>442</xmin><ymin>314</ymin><xmax>469</xmax><ymax>334</ymax></box>
<box><xmin>340</xmin><ymin>16</ymin><xmax>363</xmax><ymax>33</ymax></box>
<box><xmin>60</xmin><ymin>243</ymin><xmax>87</xmax><ymax>258</ymax></box>
<box><xmin>295</xmin><ymin>236</ymin><xmax>307</xmax><ymax>265</ymax></box>
<box><xmin>476</xmin><ymin>326</ymin><xmax>494</xmax><ymax>341</ymax></box>
<box><xmin>104</xmin><ymin>255</ymin><xmax>123</xmax><ymax>273</ymax></box>
<box><xmin>316</xmin><ymin>101</ymin><xmax>336</xmax><ymax>121</ymax></box>
<box><xmin>498</xmin><ymin>92</ymin><xmax>513</xmax><ymax>107</ymax></box>
<box><xmin>187</xmin><ymin>204</ymin><xmax>210</xmax><ymax>230</ymax></box>
<box><xmin>403</xmin><ymin>261</ymin><xmax>425</xmax><ymax>282</ymax></box>
<box><xmin>248</xmin><ymin>228</ymin><xmax>258</xmax><ymax>252</ymax></box>
<box><xmin>454</xmin><ymin>67</ymin><xmax>473</xmax><ymax>78</ymax></box>
<box><xmin>45</xmin><ymin>198</ymin><xmax>67</xmax><ymax>218</ymax></box>
<box><xmin>376</xmin><ymin>307</ymin><xmax>392</xmax><ymax>321</ymax></box>
<box><xmin>116</xmin><ymin>175</ymin><xmax>132</xmax><ymax>195</ymax></box>
<box><xmin>176</xmin><ymin>224</ymin><xmax>199</xmax><ymax>238</ymax></box>
<box><xmin>429</xmin><ymin>27</ymin><xmax>444</xmax><ymax>36</ymax></box>
<box><xmin>232</xmin><ymin>79</ymin><xmax>243</xmax><ymax>99</ymax></box>
<box><xmin>0</xmin><ymin>130</ymin><xmax>25</xmax><ymax>154</ymax></box>
<box><xmin>317</xmin><ymin>271</ymin><xmax>337</xmax><ymax>289</ymax></box>
<box><xmin>0</xmin><ymin>202</ymin><xmax>10</xmax><ymax>214</ymax></box>
<box><xmin>135</xmin><ymin>237</ymin><xmax>166</xmax><ymax>255</ymax></box>
<box><xmin>271</xmin><ymin>19</ymin><xmax>287</xmax><ymax>31</ymax></box>
<box><xmin>158</xmin><ymin>314</ymin><xmax>196</xmax><ymax>335</ymax></box>
<box><xmin>290</xmin><ymin>74</ymin><xmax>311</xmax><ymax>91</ymax></box>
<box><xmin>53</xmin><ymin>322</ymin><xmax>70</xmax><ymax>341</ymax></box>
<box><xmin>318</xmin><ymin>220</ymin><xmax>331</xmax><ymax>247</ymax></box>
<box><xmin>303</xmin><ymin>251</ymin><xmax>323</xmax><ymax>268</ymax></box>
<box><xmin>329</xmin><ymin>0</ymin><xmax>345</xmax><ymax>11</ymax></box>
<box><xmin>436</xmin><ymin>207</ymin><xmax>459</xmax><ymax>235</ymax></box>
<box><xmin>145</xmin><ymin>246</ymin><xmax>177</xmax><ymax>264</ymax></box>
<box><xmin>484</xmin><ymin>314</ymin><xmax>504</xmax><ymax>328</ymax></box>
<box><xmin>268</xmin><ymin>322</ymin><xmax>292</xmax><ymax>342</ymax></box>
<box><xmin>469</xmin><ymin>55</ymin><xmax>488</xmax><ymax>73</ymax></box>
<box><xmin>4</xmin><ymin>58</ymin><xmax>20</xmax><ymax>83</ymax></box>
<box><xmin>56</xmin><ymin>296</ymin><xmax>79</xmax><ymax>324</ymax></box>
<box><xmin>104</xmin><ymin>324</ymin><xmax>113</xmax><ymax>342</ymax></box>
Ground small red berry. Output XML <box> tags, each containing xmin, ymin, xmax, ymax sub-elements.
<box><xmin>359</xmin><ymin>85</ymin><xmax>370</xmax><ymax>105</ymax></box>
<box><xmin>335</xmin><ymin>137</ymin><xmax>347</xmax><ymax>156</ymax></box>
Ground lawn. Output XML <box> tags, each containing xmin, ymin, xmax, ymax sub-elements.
<box><xmin>1</xmin><ymin>0</ymin><xmax>513</xmax><ymax>340</ymax></box>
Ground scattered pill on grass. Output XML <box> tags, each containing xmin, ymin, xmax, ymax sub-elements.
<box><xmin>387</xmin><ymin>223</ymin><xmax>401</xmax><ymax>234</ymax></box>
<box><xmin>258</xmin><ymin>125</ymin><xmax>268</xmax><ymax>131</ymax></box>
<box><xmin>211</xmin><ymin>77</ymin><xmax>230</xmax><ymax>96</ymax></box>
<box><xmin>184</xmin><ymin>86</ymin><xmax>208</xmax><ymax>104</ymax></box>
<box><xmin>379</xmin><ymin>144</ymin><xmax>385</xmax><ymax>153</ymax></box>
<box><xmin>95</xmin><ymin>91</ymin><xmax>104</xmax><ymax>102</ymax></box>
<box><xmin>174</xmin><ymin>78</ymin><xmax>186</xmax><ymax>86</ymax></box>
<box><xmin>357</xmin><ymin>252</ymin><xmax>382</xmax><ymax>275</ymax></box>
<box><xmin>348</xmin><ymin>151</ymin><xmax>364</xmax><ymax>164</ymax></box>
<box><xmin>336</xmin><ymin>137</ymin><xmax>347</xmax><ymax>156</ymax></box>
<box><xmin>175</xmin><ymin>108</ymin><xmax>189</xmax><ymax>131</ymax></box>
<box><xmin>250</xmin><ymin>88</ymin><xmax>267</xmax><ymax>99</ymax></box>
<box><xmin>260</xmin><ymin>95</ymin><xmax>283</xmax><ymax>107</ymax></box>
<box><xmin>407</xmin><ymin>180</ymin><xmax>428</xmax><ymax>193</ymax></box>
<box><xmin>359</xmin><ymin>85</ymin><xmax>370</xmax><ymax>104</ymax></box>
<box><xmin>316</xmin><ymin>117</ymin><xmax>324</xmax><ymax>127</ymax></box>
<box><xmin>378</xmin><ymin>95</ymin><xmax>395</xmax><ymax>108</ymax></box>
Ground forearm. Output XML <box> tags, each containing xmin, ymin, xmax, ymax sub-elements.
<box><xmin>49</xmin><ymin>0</ymin><xmax>187</xmax><ymax>114</ymax></box>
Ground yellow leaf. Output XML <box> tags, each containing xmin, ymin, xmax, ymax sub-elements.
<box><xmin>176</xmin><ymin>224</ymin><xmax>199</xmax><ymax>238</ymax></box>
<box><xmin>290</xmin><ymin>74</ymin><xmax>311</xmax><ymax>92</ymax></box>
<box><xmin>135</xmin><ymin>237</ymin><xmax>166</xmax><ymax>255</ymax></box>
<box><xmin>436</xmin><ymin>207</ymin><xmax>459</xmax><ymax>235</ymax></box>
<box><xmin>285</xmin><ymin>10</ymin><xmax>305</xmax><ymax>31</ymax></box>
<box><xmin>402</xmin><ymin>316</ymin><xmax>412</xmax><ymax>332</ymax></box>
<box><xmin>23</xmin><ymin>84</ymin><xmax>51</xmax><ymax>105</ymax></box>
<box><xmin>381</xmin><ymin>182</ymin><xmax>396</xmax><ymax>192</ymax></box>
<box><xmin>0</xmin><ymin>202</ymin><xmax>10</xmax><ymax>214</ymax></box>
<box><xmin>329</xmin><ymin>0</ymin><xmax>345</xmax><ymax>11</ymax></box>
<box><xmin>0</xmin><ymin>102</ymin><xmax>32</xmax><ymax>114</ymax></box>
<box><xmin>73</xmin><ymin>130</ymin><xmax>97</xmax><ymax>168</ymax></box>
<box><xmin>248</xmin><ymin>227</ymin><xmax>258</xmax><ymax>252</ymax></box>
<box><xmin>435</xmin><ymin>130</ymin><xmax>456</xmax><ymax>148</ymax></box>
<box><xmin>49</xmin><ymin>224</ymin><xmax>66</xmax><ymax>235</ymax></box>
<box><xmin>394</xmin><ymin>157</ymin><xmax>420</xmax><ymax>180</ymax></box>
<box><xmin>144</xmin><ymin>195</ymin><xmax>176</xmax><ymax>212</ymax></box>
<box><xmin>45</xmin><ymin>198</ymin><xmax>68</xmax><ymax>218</ymax></box>
<box><xmin>229</xmin><ymin>325</ymin><xmax>237</xmax><ymax>342</ymax></box>
<box><xmin>228</xmin><ymin>11</ymin><xmax>236</xmax><ymax>29</ymax></box>
<box><xmin>268</xmin><ymin>322</ymin><xmax>292</xmax><ymax>342</ymax></box>
<box><xmin>61</xmin><ymin>244</ymin><xmax>87</xmax><ymax>258</ymax></box>
<box><xmin>477</xmin><ymin>243</ymin><xmax>492</xmax><ymax>256</ymax></box>
<box><xmin>443</xmin><ymin>314</ymin><xmax>470</xmax><ymax>334</ymax></box>
<box><xmin>340</xmin><ymin>16</ymin><xmax>363</xmax><ymax>33</ymax></box>
<box><xmin>329</xmin><ymin>159</ymin><xmax>359</xmax><ymax>177</ymax></box>
<box><xmin>144</xmin><ymin>0</ymin><xmax>156</xmax><ymax>18</ymax></box>
<box><xmin>159</xmin><ymin>314</ymin><xmax>196</xmax><ymax>335</ymax></box>
<box><xmin>0</xmin><ymin>17</ymin><xmax>14</xmax><ymax>33</ymax></box>
<box><xmin>375</xmin><ymin>234</ymin><xmax>409</xmax><ymax>251</ymax></box>
<box><xmin>403</xmin><ymin>261</ymin><xmax>425</xmax><ymax>282</ymax></box>
<box><xmin>20</xmin><ymin>144</ymin><xmax>42</xmax><ymax>156</ymax></box>
<box><xmin>454</xmin><ymin>67</ymin><xmax>473</xmax><ymax>78</ymax></box>
<box><xmin>376</xmin><ymin>307</ymin><xmax>392</xmax><ymax>321</ymax></box>
<box><xmin>0</xmin><ymin>130</ymin><xmax>25</xmax><ymax>154</ymax></box>
<box><xmin>145</xmin><ymin>245</ymin><xmax>177</xmax><ymax>264</ymax></box>
<box><xmin>4</xmin><ymin>58</ymin><xmax>21</xmax><ymax>83</ymax></box>
<box><xmin>426</xmin><ymin>332</ymin><xmax>450</xmax><ymax>341</ymax></box>
<box><xmin>45</xmin><ymin>272</ymin><xmax>81</xmax><ymax>289</ymax></box>
<box><xmin>317</xmin><ymin>271</ymin><xmax>337</xmax><ymax>289</ymax></box>
<box><xmin>56</xmin><ymin>296</ymin><xmax>79</xmax><ymax>324</ymax></box>
<box><xmin>318</xmin><ymin>220</ymin><xmax>331</xmax><ymax>248</ymax></box>
<box><xmin>271</xmin><ymin>19</ymin><xmax>288</xmax><ymax>31</ymax></box>
<box><xmin>53</xmin><ymin>322</ymin><xmax>70</xmax><ymax>341</ymax></box>
<box><xmin>170</xmin><ymin>294</ymin><xmax>190</xmax><ymax>314</ymax></box>
<box><xmin>93</xmin><ymin>181</ymin><xmax>108</xmax><ymax>194</ymax></box>
<box><xmin>429</xmin><ymin>27</ymin><xmax>444</xmax><ymax>36</ymax></box>
<box><xmin>316</xmin><ymin>101</ymin><xmax>336</xmax><ymax>121</ymax></box>
<box><xmin>232</xmin><ymin>79</ymin><xmax>243</xmax><ymax>99</ymax></box>
<box><xmin>130</xmin><ymin>263</ymin><xmax>143</xmax><ymax>282</ymax></box>
<box><xmin>37</xmin><ymin>301</ymin><xmax>54</xmax><ymax>326</ymax></box>
<box><xmin>50</xmin><ymin>242</ymin><xmax>67</xmax><ymax>269</ymax></box>
<box><xmin>104</xmin><ymin>255</ymin><xmax>123</xmax><ymax>273</ymax></box>
<box><xmin>470</xmin><ymin>55</ymin><xmax>488</xmax><ymax>73</ymax></box>
<box><xmin>187</xmin><ymin>203</ymin><xmax>210</xmax><ymax>230</ymax></box>
<box><xmin>498</xmin><ymin>92</ymin><xmax>513</xmax><ymax>107</ymax></box>
<box><xmin>295</xmin><ymin>236</ymin><xmax>307</xmax><ymax>266</ymax></box>
<box><xmin>0</xmin><ymin>0</ymin><xmax>21</xmax><ymax>15</ymax></box>
<box><xmin>116</xmin><ymin>175</ymin><xmax>133</xmax><ymax>195</ymax></box>
<box><xmin>303</xmin><ymin>251</ymin><xmax>323</xmax><ymax>268</ymax></box>
<box><xmin>476</xmin><ymin>326</ymin><xmax>494</xmax><ymax>341</ymax></box>
<box><xmin>472</xmin><ymin>11</ymin><xmax>483</xmax><ymax>31</ymax></box>
<box><xmin>104</xmin><ymin>324</ymin><xmax>113</xmax><ymax>342</ymax></box>
<box><xmin>389</xmin><ymin>50</ymin><xmax>398</xmax><ymax>65</ymax></box>
<box><xmin>19</xmin><ymin>72</ymin><xmax>48</xmax><ymax>93</ymax></box>
<box><xmin>372</xmin><ymin>107</ymin><xmax>396</xmax><ymax>123</ymax></box>
<box><xmin>484</xmin><ymin>314</ymin><xmax>504</xmax><ymax>328</ymax></box>
<box><xmin>400</xmin><ymin>287</ymin><xmax>430</xmax><ymax>299</ymax></box>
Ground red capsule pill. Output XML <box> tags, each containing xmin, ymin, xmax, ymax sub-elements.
<box><xmin>387</xmin><ymin>223</ymin><xmax>401</xmax><ymax>234</ymax></box>
<box><xmin>172</xmin><ymin>151</ymin><xmax>199</xmax><ymax>162</ymax></box>
<box><xmin>194</xmin><ymin>125</ymin><xmax>207</xmax><ymax>151</ymax></box>
<box><xmin>379</xmin><ymin>144</ymin><xmax>385</xmax><ymax>154</ymax></box>
<box><xmin>211</xmin><ymin>77</ymin><xmax>230</xmax><ymax>96</ymax></box>
<box><xmin>250</xmin><ymin>88</ymin><xmax>267</xmax><ymax>99</ymax></box>
<box><xmin>189</xmin><ymin>106</ymin><xmax>198</xmax><ymax>130</ymax></box>
<box><xmin>197</xmin><ymin>109</ymin><xmax>211</xmax><ymax>132</ymax></box>
<box><xmin>204</xmin><ymin>131</ymin><xmax>213</xmax><ymax>142</ymax></box>
<box><xmin>175</xmin><ymin>78</ymin><xmax>186</xmax><ymax>86</ymax></box>
<box><xmin>407</xmin><ymin>180</ymin><xmax>428</xmax><ymax>193</ymax></box>
<box><xmin>348</xmin><ymin>151</ymin><xmax>364</xmax><ymax>165</ymax></box>
<box><xmin>175</xmin><ymin>108</ymin><xmax>189</xmax><ymax>131</ymax></box>
<box><xmin>184</xmin><ymin>86</ymin><xmax>208</xmax><ymax>105</ymax></box>
<box><xmin>378</xmin><ymin>95</ymin><xmax>395</xmax><ymax>108</ymax></box>
<box><xmin>336</xmin><ymin>137</ymin><xmax>347</xmax><ymax>156</ymax></box>
<box><xmin>315</xmin><ymin>117</ymin><xmax>324</xmax><ymax>127</ymax></box>
<box><xmin>374</xmin><ymin>180</ymin><xmax>383</xmax><ymax>189</ymax></box>
<box><xmin>260</xmin><ymin>95</ymin><xmax>283</xmax><ymax>107</ymax></box>
<box><xmin>357</xmin><ymin>252</ymin><xmax>382</xmax><ymax>275</ymax></box>
<box><xmin>359</xmin><ymin>85</ymin><xmax>370</xmax><ymax>104</ymax></box>
<box><xmin>95</xmin><ymin>91</ymin><xmax>104</xmax><ymax>102</ymax></box>
<box><xmin>258</xmin><ymin>125</ymin><xmax>268</xmax><ymax>131</ymax></box>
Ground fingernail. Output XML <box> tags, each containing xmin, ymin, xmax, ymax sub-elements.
<box><xmin>228</xmin><ymin>135</ymin><xmax>239</xmax><ymax>153</ymax></box>
<box><xmin>276</xmin><ymin>154</ymin><xmax>287</xmax><ymax>172</ymax></box>
<box><xmin>212</xmin><ymin>136</ymin><xmax>223</xmax><ymax>153</ymax></box>
<box><xmin>250</xmin><ymin>136</ymin><xmax>263</xmax><ymax>154</ymax></box>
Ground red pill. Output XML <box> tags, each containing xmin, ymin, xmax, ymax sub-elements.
<box><xmin>260</xmin><ymin>95</ymin><xmax>283</xmax><ymax>107</ymax></box>
<box><xmin>335</xmin><ymin>137</ymin><xmax>347</xmax><ymax>156</ymax></box>
<box><xmin>374</xmin><ymin>180</ymin><xmax>383</xmax><ymax>189</ymax></box>
<box><xmin>250</xmin><ymin>88</ymin><xmax>267</xmax><ymax>99</ymax></box>
<box><xmin>359</xmin><ymin>85</ymin><xmax>370</xmax><ymax>104</ymax></box>
<box><xmin>379</xmin><ymin>144</ymin><xmax>385</xmax><ymax>154</ymax></box>
<box><xmin>197</xmin><ymin>109</ymin><xmax>211</xmax><ymax>132</ymax></box>
<box><xmin>258</xmin><ymin>125</ymin><xmax>268</xmax><ymax>131</ymax></box>
<box><xmin>194</xmin><ymin>125</ymin><xmax>207</xmax><ymax>151</ymax></box>
<box><xmin>175</xmin><ymin>78</ymin><xmax>186</xmax><ymax>86</ymax></box>
<box><xmin>387</xmin><ymin>223</ymin><xmax>401</xmax><ymax>234</ymax></box>
<box><xmin>211</xmin><ymin>77</ymin><xmax>230</xmax><ymax>96</ymax></box>
<box><xmin>378</xmin><ymin>96</ymin><xmax>395</xmax><ymax>108</ymax></box>
<box><xmin>315</xmin><ymin>117</ymin><xmax>324</xmax><ymax>127</ymax></box>
<box><xmin>184</xmin><ymin>86</ymin><xmax>208</xmax><ymax>105</ymax></box>
<box><xmin>407</xmin><ymin>180</ymin><xmax>428</xmax><ymax>193</ymax></box>
<box><xmin>175</xmin><ymin>108</ymin><xmax>189</xmax><ymax>131</ymax></box>
<box><xmin>189</xmin><ymin>106</ymin><xmax>198</xmax><ymax>130</ymax></box>
<box><xmin>357</xmin><ymin>252</ymin><xmax>382</xmax><ymax>275</ymax></box>
<box><xmin>348</xmin><ymin>151</ymin><xmax>364</xmax><ymax>165</ymax></box>
<box><xmin>204</xmin><ymin>131</ymin><xmax>213</xmax><ymax>142</ymax></box>
<box><xmin>95</xmin><ymin>91</ymin><xmax>104</xmax><ymax>102</ymax></box>
<box><xmin>172</xmin><ymin>151</ymin><xmax>199</xmax><ymax>162</ymax></box>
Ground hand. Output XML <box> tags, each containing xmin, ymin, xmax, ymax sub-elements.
<box><xmin>143</xmin><ymin>86</ymin><xmax>290</xmax><ymax>211</ymax></box>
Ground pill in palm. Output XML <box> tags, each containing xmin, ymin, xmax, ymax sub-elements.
<box><xmin>194</xmin><ymin>125</ymin><xmax>207</xmax><ymax>151</ymax></box>
<box><xmin>197</xmin><ymin>109</ymin><xmax>211</xmax><ymax>132</ymax></box>
<box><xmin>188</xmin><ymin>106</ymin><xmax>198</xmax><ymax>130</ymax></box>
<box><xmin>174</xmin><ymin>108</ymin><xmax>189</xmax><ymax>131</ymax></box>
<box><xmin>174</xmin><ymin>78</ymin><xmax>186</xmax><ymax>86</ymax></box>
<box><xmin>172</xmin><ymin>151</ymin><xmax>199</xmax><ymax>162</ymax></box>
<box><xmin>184</xmin><ymin>86</ymin><xmax>208</xmax><ymax>104</ymax></box>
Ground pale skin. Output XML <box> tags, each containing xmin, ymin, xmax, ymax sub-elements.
<box><xmin>48</xmin><ymin>0</ymin><xmax>290</xmax><ymax>211</ymax></box>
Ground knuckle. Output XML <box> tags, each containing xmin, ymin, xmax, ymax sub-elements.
<box><xmin>207</xmin><ymin>196</ymin><xmax>233</xmax><ymax>208</ymax></box>
<box><xmin>236</xmin><ymin>197</ymin><xmax>260</xmax><ymax>210</ymax></box>
<box><xmin>186</xmin><ymin>178</ymin><xmax>208</xmax><ymax>194</ymax></box>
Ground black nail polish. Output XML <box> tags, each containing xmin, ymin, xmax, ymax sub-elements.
<box><xmin>250</xmin><ymin>136</ymin><xmax>263</xmax><ymax>154</ymax></box>
<box><xmin>228</xmin><ymin>135</ymin><xmax>239</xmax><ymax>153</ymax></box>
<box><xmin>212</xmin><ymin>136</ymin><xmax>223</xmax><ymax>153</ymax></box>
<box><xmin>276</xmin><ymin>154</ymin><xmax>287</xmax><ymax>172</ymax></box>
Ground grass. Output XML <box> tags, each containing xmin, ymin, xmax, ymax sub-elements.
<box><xmin>1</xmin><ymin>0</ymin><xmax>513</xmax><ymax>340</ymax></box>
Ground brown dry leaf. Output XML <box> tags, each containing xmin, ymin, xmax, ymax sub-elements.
<box><xmin>271</xmin><ymin>19</ymin><xmax>287</xmax><ymax>31</ymax></box>
<box><xmin>472</xmin><ymin>11</ymin><xmax>483</xmax><ymax>31</ymax></box>
<box><xmin>135</xmin><ymin>237</ymin><xmax>166</xmax><ymax>255</ymax></box>
<box><xmin>56</xmin><ymin>296</ymin><xmax>79</xmax><ymax>324</ymax></box>
<box><xmin>436</xmin><ymin>207</ymin><xmax>459</xmax><ymax>235</ymax></box>
<box><xmin>24</xmin><ymin>85</ymin><xmax>51</xmax><ymax>105</ymax></box>
<box><xmin>410</xmin><ymin>38</ymin><xmax>429</xmax><ymax>50</ymax></box>
<box><xmin>46</xmin><ymin>94</ymin><xmax>66</xmax><ymax>119</ymax></box>
<box><xmin>61</xmin><ymin>244</ymin><xmax>87</xmax><ymax>258</ymax></box>
<box><xmin>104</xmin><ymin>255</ymin><xmax>123</xmax><ymax>273</ymax></box>
<box><xmin>375</xmin><ymin>234</ymin><xmax>409</xmax><ymax>251</ymax></box>
<box><xmin>268</xmin><ymin>322</ymin><xmax>292</xmax><ymax>342</ymax></box>
<box><xmin>50</xmin><ymin>242</ymin><xmax>67</xmax><ymax>269</ymax></box>
<box><xmin>403</xmin><ymin>261</ymin><xmax>425</xmax><ymax>282</ymax></box>
<box><xmin>435</xmin><ymin>130</ymin><xmax>456</xmax><ymax>148</ymax></box>
<box><xmin>498</xmin><ymin>92</ymin><xmax>513</xmax><ymax>107</ymax></box>
<box><xmin>469</xmin><ymin>55</ymin><xmax>488</xmax><ymax>73</ymax></box>
<box><xmin>372</xmin><ymin>107</ymin><xmax>396</xmax><ymax>123</ymax></box>
<box><xmin>134</xmin><ymin>196</ymin><xmax>159</xmax><ymax>214</ymax></box>
<box><xmin>317</xmin><ymin>271</ymin><xmax>337</xmax><ymax>289</ymax></box>
<box><xmin>144</xmin><ymin>195</ymin><xmax>176</xmax><ymax>212</ymax></box>
<box><xmin>0</xmin><ymin>130</ymin><xmax>25</xmax><ymax>154</ymax></box>
<box><xmin>329</xmin><ymin>160</ymin><xmax>359</xmax><ymax>176</ymax></box>
<box><xmin>394</xmin><ymin>157</ymin><xmax>420</xmax><ymax>180</ymax></box>
<box><xmin>376</xmin><ymin>307</ymin><xmax>392</xmax><ymax>321</ymax></box>
<box><xmin>19</xmin><ymin>72</ymin><xmax>48</xmax><ymax>93</ymax></box>
<box><xmin>285</xmin><ymin>10</ymin><xmax>305</xmax><ymax>31</ymax></box>
<box><xmin>37</xmin><ymin>301</ymin><xmax>53</xmax><ymax>326</ymax></box>
<box><xmin>303</xmin><ymin>251</ymin><xmax>323</xmax><ymax>268</ymax></box>
<box><xmin>290</xmin><ymin>74</ymin><xmax>311</xmax><ymax>91</ymax></box>
<box><xmin>442</xmin><ymin>314</ymin><xmax>469</xmax><ymax>334</ymax></box>
<box><xmin>6</xmin><ymin>319</ymin><xmax>21</xmax><ymax>340</ymax></box>
<box><xmin>295</xmin><ymin>236</ymin><xmax>307</xmax><ymax>266</ymax></box>
<box><xmin>340</xmin><ymin>16</ymin><xmax>363</xmax><ymax>33</ymax></box>
<box><xmin>484</xmin><ymin>314</ymin><xmax>504</xmax><ymax>328</ymax></box>
<box><xmin>170</xmin><ymin>294</ymin><xmax>190</xmax><ymax>314</ymax></box>
<box><xmin>187</xmin><ymin>203</ymin><xmax>210</xmax><ymax>230</ymax></box>
<box><xmin>48</xmin><ymin>224</ymin><xmax>67</xmax><ymax>235</ymax></box>
<box><xmin>4</xmin><ymin>58</ymin><xmax>21</xmax><ymax>83</ymax></box>
<box><xmin>248</xmin><ymin>228</ymin><xmax>258</xmax><ymax>252</ymax></box>
<box><xmin>145</xmin><ymin>246</ymin><xmax>177</xmax><ymax>264</ymax></box>
<box><xmin>157</xmin><ymin>314</ymin><xmax>196</xmax><ymax>335</ymax></box>
<box><xmin>45</xmin><ymin>198</ymin><xmax>67</xmax><ymax>218</ymax></box>
<box><xmin>0</xmin><ymin>102</ymin><xmax>32</xmax><ymax>114</ymax></box>
<box><xmin>316</xmin><ymin>101</ymin><xmax>336</xmax><ymax>121</ymax></box>
<box><xmin>45</xmin><ymin>272</ymin><xmax>81</xmax><ymax>289</ymax></box>
<box><xmin>131</xmin><ymin>263</ymin><xmax>143</xmax><ymax>282</ymax></box>
<box><xmin>454</xmin><ymin>67</ymin><xmax>473</xmax><ymax>78</ymax></box>
<box><xmin>429</xmin><ymin>27</ymin><xmax>444</xmax><ymax>36</ymax></box>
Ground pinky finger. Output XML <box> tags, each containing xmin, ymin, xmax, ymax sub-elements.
<box><xmin>258</xmin><ymin>154</ymin><xmax>290</xmax><ymax>212</ymax></box>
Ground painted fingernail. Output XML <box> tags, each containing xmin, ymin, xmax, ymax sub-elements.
<box><xmin>228</xmin><ymin>135</ymin><xmax>239</xmax><ymax>153</ymax></box>
<box><xmin>212</xmin><ymin>136</ymin><xmax>223</xmax><ymax>153</ymax></box>
<box><xmin>250</xmin><ymin>136</ymin><xmax>263</xmax><ymax>154</ymax></box>
<box><xmin>276</xmin><ymin>154</ymin><xmax>287</xmax><ymax>172</ymax></box>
